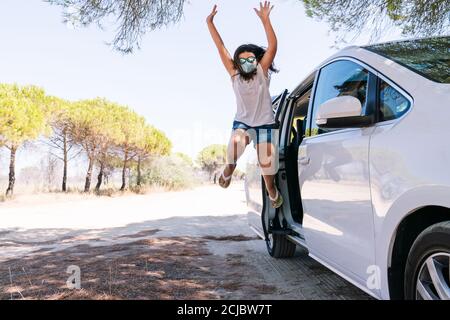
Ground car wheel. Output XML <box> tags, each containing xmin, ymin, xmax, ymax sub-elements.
<box><xmin>261</xmin><ymin>203</ymin><xmax>296</xmax><ymax>259</ymax></box>
<box><xmin>404</xmin><ymin>221</ymin><xmax>450</xmax><ymax>300</ymax></box>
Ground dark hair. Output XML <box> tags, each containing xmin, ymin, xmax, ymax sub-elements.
<box><xmin>233</xmin><ymin>44</ymin><xmax>279</xmax><ymax>81</ymax></box>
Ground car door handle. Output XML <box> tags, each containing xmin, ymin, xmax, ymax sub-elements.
<box><xmin>298</xmin><ymin>157</ymin><xmax>310</xmax><ymax>166</ymax></box>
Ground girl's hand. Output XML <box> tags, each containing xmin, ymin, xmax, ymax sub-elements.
<box><xmin>206</xmin><ymin>4</ymin><xmax>218</xmax><ymax>24</ymax></box>
<box><xmin>254</xmin><ymin>1</ymin><xmax>274</xmax><ymax>22</ymax></box>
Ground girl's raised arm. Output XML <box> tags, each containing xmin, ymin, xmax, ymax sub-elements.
<box><xmin>206</xmin><ymin>5</ymin><xmax>236</xmax><ymax>77</ymax></box>
<box><xmin>254</xmin><ymin>1</ymin><xmax>277</xmax><ymax>77</ymax></box>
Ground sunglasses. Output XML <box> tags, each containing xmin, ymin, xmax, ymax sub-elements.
<box><xmin>239</xmin><ymin>56</ymin><xmax>256</xmax><ymax>64</ymax></box>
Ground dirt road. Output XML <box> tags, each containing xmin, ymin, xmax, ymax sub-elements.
<box><xmin>0</xmin><ymin>182</ymin><xmax>371</xmax><ymax>300</ymax></box>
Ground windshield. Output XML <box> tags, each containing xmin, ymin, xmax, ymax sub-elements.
<box><xmin>364</xmin><ymin>36</ymin><xmax>450</xmax><ymax>83</ymax></box>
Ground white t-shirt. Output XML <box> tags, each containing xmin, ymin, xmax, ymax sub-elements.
<box><xmin>231</xmin><ymin>63</ymin><xmax>276</xmax><ymax>127</ymax></box>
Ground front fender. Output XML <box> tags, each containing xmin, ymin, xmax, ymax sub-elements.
<box><xmin>374</xmin><ymin>185</ymin><xmax>450</xmax><ymax>299</ymax></box>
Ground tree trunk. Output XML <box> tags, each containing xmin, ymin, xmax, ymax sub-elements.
<box><xmin>62</xmin><ymin>129</ymin><xmax>68</xmax><ymax>192</ymax></box>
<box><xmin>128</xmin><ymin>167</ymin><xmax>132</xmax><ymax>189</ymax></box>
<box><xmin>137</xmin><ymin>155</ymin><xmax>142</xmax><ymax>187</ymax></box>
<box><xmin>120</xmin><ymin>151</ymin><xmax>128</xmax><ymax>191</ymax></box>
<box><xmin>84</xmin><ymin>157</ymin><xmax>94</xmax><ymax>192</ymax></box>
<box><xmin>95</xmin><ymin>161</ymin><xmax>104</xmax><ymax>191</ymax></box>
<box><xmin>5</xmin><ymin>145</ymin><xmax>17</xmax><ymax>197</ymax></box>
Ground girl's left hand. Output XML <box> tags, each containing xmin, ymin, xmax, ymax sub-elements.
<box><xmin>206</xmin><ymin>4</ymin><xmax>218</xmax><ymax>24</ymax></box>
<box><xmin>254</xmin><ymin>1</ymin><xmax>274</xmax><ymax>22</ymax></box>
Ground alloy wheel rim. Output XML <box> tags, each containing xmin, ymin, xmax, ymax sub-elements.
<box><xmin>416</xmin><ymin>252</ymin><xmax>450</xmax><ymax>300</ymax></box>
<box><xmin>264</xmin><ymin>214</ymin><xmax>273</xmax><ymax>249</ymax></box>
<box><xmin>267</xmin><ymin>233</ymin><xmax>273</xmax><ymax>248</ymax></box>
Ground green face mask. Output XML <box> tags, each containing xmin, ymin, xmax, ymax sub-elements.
<box><xmin>239</xmin><ymin>56</ymin><xmax>257</xmax><ymax>74</ymax></box>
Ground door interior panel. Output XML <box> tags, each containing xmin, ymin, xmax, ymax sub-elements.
<box><xmin>281</xmin><ymin>88</ymin><xmax>312</xmax><ymax>224</ymax></box>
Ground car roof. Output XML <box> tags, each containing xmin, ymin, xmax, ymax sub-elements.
<box><xmin>289</xmin><ymin>36</ymin><xmax>447</xmax><ymax>99</ymax></box>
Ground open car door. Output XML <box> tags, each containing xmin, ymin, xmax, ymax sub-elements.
<box><xmin>245</xmin><ymin>89</ymin><xmax>290</xmax><ymax>245</ymax></box>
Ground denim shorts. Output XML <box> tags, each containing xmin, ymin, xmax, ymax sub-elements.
<box><xmin>231</xmin><ymin>120</ymin><xmax>279</xmax><ymax>147</ymax></box>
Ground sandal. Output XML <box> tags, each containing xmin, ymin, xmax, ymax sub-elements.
<box><xmin>218</xmin><ymin>170</ymin><xmax>232</xmax><ymax>188</ymax></box>
<box><xmin>269</xmin><ymin>187</ymin><xmax>283</xmax><ymax>208</ymax></box>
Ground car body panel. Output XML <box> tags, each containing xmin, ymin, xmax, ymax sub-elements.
<box><xmin>299</xmin><ymin>126</ymin><xmax>377</xmax><ymax>294</ymax></box>
<box><xmin>368</xmin><ymin>78</ymin><xmax>450</xmax><ymax>299</ymax></box>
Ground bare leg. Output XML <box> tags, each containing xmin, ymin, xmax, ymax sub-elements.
<box><xmin>263</xmin><ymin>174</ymin><xmax>277</xmax><ymax>199</ymax></box>
<box><xmin>256</xmin><ymin>141</ymin><xmax>278</xmax><ymax>199</ymax></box>
<box><xmin>223</xmin><ymin>129</ymin><xmax>250</xmax><ymax>177</ymax></box>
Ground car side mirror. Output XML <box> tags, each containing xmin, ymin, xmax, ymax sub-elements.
<box><xmin>315</xmin><ymin>96</ymin><xmax>374</xmax><ymax>128</ymax></box>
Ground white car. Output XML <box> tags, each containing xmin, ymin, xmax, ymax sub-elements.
<box><xmin>245</xmin><ymin>36</ymin><xmax>450</xmax><ymax>300</ymax></box>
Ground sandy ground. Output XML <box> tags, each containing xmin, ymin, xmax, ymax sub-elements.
<box><xmin>0</xmin><ymin>182</ymin><xmax>371</xmax><ymax>300</ymax></box>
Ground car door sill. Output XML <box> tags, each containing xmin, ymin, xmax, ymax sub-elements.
<box><xmin>285</xmin><ymin>223</ymin><xmax>307</xmax><ymax>248</ymax></box>
<box><xmin>288</xmin><ymin>223</ymin><xmax>305</xmax><ymax>238</ymax></box>
<box><xmin>308</xmin><ymin>252</ymin><xmax>381</xmax><ymax>300</ymax></box>
<box><xmin>286</xmin><ymin>234</ymin><xmax>307</xmax><ymax>249</ymax></box>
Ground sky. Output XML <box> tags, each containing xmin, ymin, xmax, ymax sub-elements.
<box><xmin>0</xmin><ymin>0</ymin><xmax>405</xmax><ymax>172</ymax></box>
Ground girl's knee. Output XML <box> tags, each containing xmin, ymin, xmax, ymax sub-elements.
<box><xmin>231</xmin><ymin>130</ymin><xmax>249</xmax><ymax>144</ymax></box>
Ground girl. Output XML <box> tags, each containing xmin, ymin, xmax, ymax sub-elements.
<box><xmin>206</xmin><ymin>2</ymin><xmax>283</xmax><ymax>208</ymax></box>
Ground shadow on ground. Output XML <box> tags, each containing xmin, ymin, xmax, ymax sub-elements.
<box><xmin>0</xmin><ymin>214</ymin><xmax>371</xmax><ymax>300</ymax></box>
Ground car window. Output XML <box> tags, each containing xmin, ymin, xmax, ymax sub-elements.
<box><xmin>272</xmin><ymin>90</ymin><xmax>288</xmax><ymax>115</ymax></box>
<box><xmin>379</xmin><ymin>79</ymin><xmax>411</xmax><ymax>121</ymax></box>
<box><xmin>290</xmin><ymin>88</ymin><xmax>311</xmax><ymax>144</ymax></box>
<box><xmin>310</xmin><ymin>60</ymin><xmax>369</xmax><ymax>136</ymax></box>
<box><xmin>271</xmin><ymin>93</ymin><xmax>282</xmax><ymax>113</ymax></box>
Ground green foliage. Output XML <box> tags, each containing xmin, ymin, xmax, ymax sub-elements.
<box><xmin>46</xmin><ymin>96</ymin><xmax>76</xmax><ymax>129</ymax></box>
<box><xmin>116</xmin><ymin>105</ymin><xmax>146</xmax><ymax>148</ymax></box>
<box><xmin>196</xmin><ymin>144</ymin><xmax>227</xmax><ymax>177</ymax></box>
<box><xmin>174</xmin><ymin>152</ymin><xmax>193</xmax><ymax>167</ymax></box>
<box><xmin>150</xmin><ymin>126</ymin><xmax>172</xmax><ymax>156</ymax></box>
<box><xmin>0</xmin><ymin>84</ymin><xmax>49</xmax><ymax>148</ymax></box>
<box><xmin>47</xmin><ymin>0</ymin><xmax>186</xmax><ymax>53</ymax></box>
<box><xmin>136</xmin><ymin>125</ymin><xmax>172</xmax><ymax>160</ymax></box>
<box><xmin>71</xmin><ymin>98</ymin><xmax>125</xmax><ymax>151</ymax></box>
<box><xmin>140</xmin><ymin>154</ymin><xmax>198</xmax><ymax>190</ymax></box>
<box><xmin>301</xmin><ymin>0</ymin><xmax>450</xmax><ymax>43</ymax></box>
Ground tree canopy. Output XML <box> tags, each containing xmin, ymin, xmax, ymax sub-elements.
<box><xmin>0</xmin><ymin>84</ymin><xmax>50</xmax><ymax>149</ymax></box>
<box><xmin>138</xmin><ymin>125</ymin><xmax>172</xmax><ymax>160</ymax></box>
<box><xmin>47</xmin><ymin>0</ymin><xmax>449</xmax><ymax>52</ymax></box>
<box><xmin>302</xmin><ymin>0</ymin><xmax>450</xmax><ymax>44</ymax></box>
<box><xmin>0</xmin><ymin>84</ymin><xmax>51</xmax><ymax>195</ymax></box>
<box><xmin>196</xmin><ymin>144</ymin><xmax>226</xmax><ymax>180</ymax></box>
<box><xmin>47</xmin><ymin>0</ymin><xmax>186</xmax><ymax>53</ymax></box>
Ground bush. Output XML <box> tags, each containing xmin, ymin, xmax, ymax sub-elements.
<box><xmin>140</xmin><ymin>154</ymin><xmax>199</xmax><ymax>190</ymax></box>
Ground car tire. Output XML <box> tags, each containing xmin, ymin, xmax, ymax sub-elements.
<box><xmin>404</xmin><ymin>221</ymin><xmax>450</xmax><ymax>300</ymax></box>
<box><xmin>269</xmin><ymin>233</ymin><xmax>296</xmax><ymax>258</ymax></box>
<box><xmin>261</xmin><ymin>205</ymin><xmax>296</xmax><ymax>259</ymax></box>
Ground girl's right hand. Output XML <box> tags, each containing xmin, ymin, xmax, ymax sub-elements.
<box><xmin>254</xmin><ymin>1</ymin><xmax>274</xmax><ymax>23</ymax></box>
<box><xmin>206</xmin><ymin>4</ymin><xmax>218</xmax><ymax>24</ymax></box>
